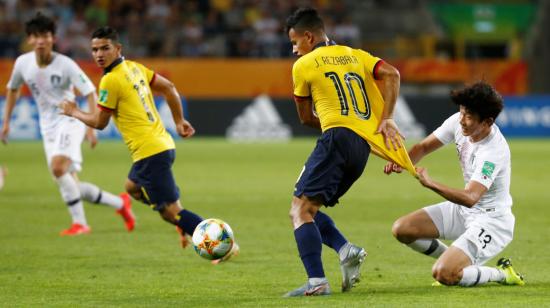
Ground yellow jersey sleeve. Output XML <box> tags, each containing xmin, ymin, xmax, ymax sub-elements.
<box><xmin>134</xmin><ymin>62</ymin><xmax>156</xmax><ymax>85</ymax></box>
<box><xmin>292</xmin><ymin>60</ymin><xmax>310</xmax><ymax>97</ymax></box>
<box><xmin>98</xmin><ymin>74</ymin><xmax>120</xmax><ymax>110</ymax></box>
<box><xmin>359</xmin><ymin>50</ymin><xmax>383</xmax><ymax>80</ymax></box>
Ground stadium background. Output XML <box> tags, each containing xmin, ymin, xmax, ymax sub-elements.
<box><xmin>1</xmin><ymin>0</ymin><xmax>549</xmax><ymax>140</ymax></box>
<box><xmin>1</xmin><ymin>1</ymin><xmax>550</xmax><ymax>306</ymax></box>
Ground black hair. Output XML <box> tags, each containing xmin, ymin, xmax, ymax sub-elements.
<box><xmin>91</xmin><ymin>26</ymin><xmax>119</xmax><ymax>42</ymax></box>
<box><xmin>285</xmin><ymin>7</ymin><xmax>325</xmax><ymax>34</ymax></box>
<box><xmin>450</xmin><ymin>81</ymin><xmax>504</xmax><ymax>121</ymax></box>
<box><xmin>25</xmin><ymin>12</ymin><xmax>56</xmax><ymax>36</ymax></box>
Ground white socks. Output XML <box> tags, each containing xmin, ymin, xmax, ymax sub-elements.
<box><xmin>56</xmin><ymin>176</ymin><xmax>124</xmax><ymax>226</ymax></box>
<box><xmin>79</xmin><ymin>182</ymin><xmax>123</xmax><ymax>210</ymax></box>
<box><xmin>459</xmin><ymin>265</ymin><xmax>505</xmax><ymax>287</ymax></box>
<box><xmin>407</xmin><ymin>239</ymin><xmax>448</xmax><ymax>258</ymax></box>
<box><xmin>406</xmin><ymin>240</ymin><xmax>505</xmax><ymax>287</ymax></box>
<box><xmin>56</xmin><ymin>173</ymin><xmax>87</xmax><ymax>226</ymax></box>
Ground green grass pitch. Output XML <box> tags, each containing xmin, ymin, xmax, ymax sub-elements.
<box><xmin>0</xmin><ymin>138</ymin><xmax>549</xmax><ymax>307</ymax></box>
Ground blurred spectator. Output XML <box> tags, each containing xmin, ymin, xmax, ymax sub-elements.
<box><xmin>0</xmin><ymin>0</ymin><xmax>367</xmax><ymax>58</ymax></box>
<box><xmin>84</xmin><ymin>0</ymin><xmax>108</xmax><ymax>29</ymax></box>
<box><xmin>252</xmin><ymin>8</ymin><xmax>281</xmax><ymax>57</ymax></box>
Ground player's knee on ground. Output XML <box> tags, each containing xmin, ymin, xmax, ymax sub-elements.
<box><xmin>391</xmin><ymin>217</ymin><xmax>417</xmax><ymax>244</ymax></box>
<box><xmin>432</xmin><ymin>262</ymin><xmax>461</xmax><ymax>285</ymax></box>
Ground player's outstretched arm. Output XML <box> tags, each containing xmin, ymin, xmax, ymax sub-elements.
<box><xmin>84</xmin><ymin>92</ymin><xmax>99</xmax><ymax>148</ymax></box>
<box><xmin>1</xmin><ymin>88</ymin><xmax>20</xmax><ymax>145</ymax></box>
<box><xmin>60</xmin><ymin>100</ymin><xmax>111</xmax><ymax>130</ymax></box>
<box><xmin>384</xmin><ymin>134</ymin><xmax>444</xmax><ymax>175</ymax></box>
<box><xmin>416</xmin><ymin>167</ymin><xmax>487</xmax><ymax>207</ymax></box>
<box><xmin>375</xmin><ymin>62</ymin><xmax>403</xmax><ymax>150</ymax></box>
<box><xmin>294</xmin><ymin>96</ymin><xmax>321</xmax><ymax>129</ymax></box>
<box><xmin>150</xmin><ymin>74</ymin><xmax>195</xmax><ymax>138</ymax></box>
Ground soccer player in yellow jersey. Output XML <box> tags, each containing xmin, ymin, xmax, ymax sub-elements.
<box><xmin>283</xmin><ymin>8</ymin><xmax>406</xmax><ymax>297</ymax></box>
<box><xmin>61</xmin><ymin>27</ymin><xmax>238</xmax><ymax>259</ymax></box>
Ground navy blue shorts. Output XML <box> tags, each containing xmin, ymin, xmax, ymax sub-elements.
<box><xmin>294</xmin><ymin>127</ymin><xmax>371</xmax><ymax>207</ymax></box>
<box><xmin>128</xmin><ymin>149</ymin><xmax>180</xmax><ymax>211</ymax></box>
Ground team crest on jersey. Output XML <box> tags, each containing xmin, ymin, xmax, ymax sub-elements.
<box><xmin>482</xmin><ymin>161</ymin><xmax>495</xmax><ymax>178</ymax></box>
<box><xmin>50</xmin><ymin>74</ymin><xmax>62</xmax><ymax>87</ymax></box>
<box><xmin>79</xmin><ymin>74</ymin><xmax>88</xmax><ymax>84</ymax></box>
<box><xmin>99</xmin><ymin>89</ymin><xmax>108</xmax><ymax>102</ymax></box>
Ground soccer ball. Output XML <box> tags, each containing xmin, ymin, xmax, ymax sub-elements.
<box><xmin>192</xmin><ymin>218</ymin><xmax>235</xmax><ymax>260</ymax></box>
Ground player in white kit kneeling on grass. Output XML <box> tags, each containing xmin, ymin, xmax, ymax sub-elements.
<box><xmin>1</xmin><ymin>12</ymin><xmax>135</xmax><ymax>236</ymax></box>
<box><xmin>385</xmin><ymin>81</ymin><xmax>524</xmax><ymax>287</ymax></box>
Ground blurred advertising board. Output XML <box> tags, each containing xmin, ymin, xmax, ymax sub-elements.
<box><xmin>497</xmin><ymin>96</ymin><xmax>550</xmax><ymax>137</ymax></box>
<box><xmin>1</xmin><ymin>95</ymin><xmax>548</xmax><ymax>140</ymax></box>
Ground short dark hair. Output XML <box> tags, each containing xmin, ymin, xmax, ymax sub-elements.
<box><xmin>285</xmin><ymin>8</ymin><xmax>325</xmax><ymax>34</ymax></box>
<box><xmin>450</xmin><ymin>81</ymin><xmax>504</xmax><ymax>121</ymax></box>
<box><xmin>91</xmin><ymin>26</ymin><xmax>119</xmax><ymax>42</ymax></box>
<box><xmin>25</xmin><ymin>12</ymin><xmax>56</xmax><ymax>36</ymax></box>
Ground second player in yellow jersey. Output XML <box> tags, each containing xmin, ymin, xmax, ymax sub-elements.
<box><xmin>61</xmin><ymin>26</ymin><xmax>239</xmax><ymax>262</ymax></box>
<box><xmin>97</xmin><ymin>58</ymin><xmax>174</xmax><ymax>161</ymax></box>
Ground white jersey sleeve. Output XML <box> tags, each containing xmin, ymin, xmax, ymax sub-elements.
<box><xmin>433</xmin><ymin>112</ymin><xmax>460</xmax><ymax>145</ymax></box>
<box><xmin>65</xmin><ymin>57</ymin><xmax>95</xmax><ymax>96</ymax></box>
<box><xmin>7</xmin><ymin>56</ymin><xmax>24</xmax><ymax>90</ymax></box>
<box><xmin>470</xmin><ymin>148</ymin><xmax>506</xmax><ymax>189</ymax></box>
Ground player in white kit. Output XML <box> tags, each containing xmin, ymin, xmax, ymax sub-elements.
<box><xmin>1</xmin><ymin>13</ymin><xmax>135</xmax><ymax>236</ymax></box>
<box><xmin>385</xmin><ymin>81</ymin><xmax>524</xmax><ymax>287</ymax></box>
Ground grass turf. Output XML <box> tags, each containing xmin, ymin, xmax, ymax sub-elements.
<box><xmin>0</xmin><ymin>138</ymin><xmax>549</xmax><ymax>307</ymax></box>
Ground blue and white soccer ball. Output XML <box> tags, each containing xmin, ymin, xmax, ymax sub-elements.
<box><xmin>192</xmin><ymin>218</ymin><xmax>235</xmax><ymax>260</ymax></box>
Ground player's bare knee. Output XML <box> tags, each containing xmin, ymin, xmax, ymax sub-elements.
<box><xmin>124</xmin><ymin>180</ymin><xmax>137</xmax><ymax>193</ymax></box>
<box><xmin>391</xmin><ymin>219</ymin><xmax>404</xmax><ymax>240</ymax></box>
<box><xmin>392</xmin><ymin>218</ymin><xmax>415</xmax><ymax>243</ymax></box>
<box><xmin>125</xmin><ymin>188</ymin><xmax>142</xmax><ymax>202</ymax></box>
<box><xmin>432</xmin><ymin>263</ymin><xmax>460</xmax><ymax>286</ymax></box>
<box><xmin>124</xmin><ymin>180</ymin><xmax>142</xmax><ymax>200</ymax></box>
<box><xmin>159</xmin><ymin>202</ymin><xmax>182</xmax><ymax>224</ymax></box>
<box><xmin>289</xmin><ymin>197</ymin><xmax>303</xmax><ymax>218</ymax></box>
<box><xmin>159</xmin><ymin>209</ymin><xmax>178</xmax><ymax>224</ymax></box>
<box><xmin>50</xmin><ymin>160</ymin><xmax>69</xmax><ymax>178</ymax></box>
<box><xmin>51</xmin><ymin>166</ymin><xmax>66</xmax><ymax>178</ymax></box>
<box><xmin>128</xmin><ymin>191</ymin><xmax>141</xmax><ymax>201</ymax></box>
<box><xmin>290</xmin><ymin>197</ymin><xmax>312</xmax><ymax>227</ymax></box>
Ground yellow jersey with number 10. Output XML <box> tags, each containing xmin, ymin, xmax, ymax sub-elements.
<box><xmin>292</xmin><ymin>44</ymin><xmax>415</xmax><ymax>175</ymax></box>
<box><xmin>98</xmin><ymin>59</ymin><xmax>175</xmax><ymax>162</ymax></box>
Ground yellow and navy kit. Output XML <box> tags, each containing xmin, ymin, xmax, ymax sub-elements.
<box><xmin>292</xmin><ymin>42</ymin><xmax>414</xmax><ymax>174</ymax></box>
<box><xmin>97</xmin><ymin>58</ymin><xmax>175</xmax><ymax>162</ymax></box>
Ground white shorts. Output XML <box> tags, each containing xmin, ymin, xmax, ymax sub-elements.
<box><xmin>423</xmin><ymin>201</ymin><xmax>515</xmax><ymax>265</ymax></box>
<box><xmin>42</xmin><ymin>118</ymin><xmax>86</xmax><ymax>173</ymax></box>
